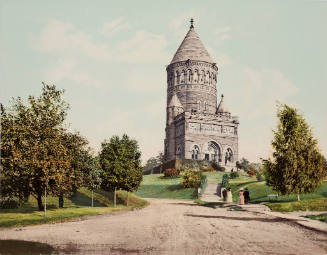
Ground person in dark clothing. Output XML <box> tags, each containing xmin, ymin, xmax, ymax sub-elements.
<box><xmin>244</xmin><ymin>188</ymin><xmax>250</xmax><ymax>204</ymax></box>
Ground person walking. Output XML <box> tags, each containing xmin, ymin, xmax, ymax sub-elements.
<box><xmin>239</xmin><ymin>189</ymin><xmax>245</xmax><ymax>205</ymax></box>
<box><xmin>244</xmin><ymin>188</ymin><xmax>250</xmax><ymax>204</ymax></box>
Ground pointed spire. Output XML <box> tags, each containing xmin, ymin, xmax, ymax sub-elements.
<box><xmin>170</xmin><ymin>20</ymin><xmax>213</xmax><ymax>64</ymax></box>
<box><xmin>217</xmin><ymin>94</ymin><xmax>230</xmax><ymax>113</ymax></box>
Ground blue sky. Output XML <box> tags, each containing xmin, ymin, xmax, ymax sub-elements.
<box><xmin>1</xmin><ymin>0</ymin><xmax>326</xmax><ymax>163</ymax></box>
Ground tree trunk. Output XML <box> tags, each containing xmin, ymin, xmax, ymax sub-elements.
<box><xmin>114</xmin><ymin>187</ymin><xmax>116</xmax><ymax>208</ymax></box>
<box><xmin>127</xmin><ymin>191</ymin><xmax>129</xmax><ymax>206</ymax></box>
<box><xmin>44</xmin><ymin>186</ymin><xmax>47</xmax><ymax>216</ymax></box>
<box><xmin>37</xmin><ymin>193</ymin><xmax>44</xmax><ymax>212</ymax></box>
<box><xmin>59</xmin><ymin>194</ymin><xmax>64</xmax><ymax>208</ymax></box>
<box><xmin>297</xmin><ymin>192</ymin><xmax>300</xmax><ymax>201</ymax></box>
<box><xmin>91</xmin><ymin>190</ymin><xmax>94</xmax><ymax>208</ymax></box>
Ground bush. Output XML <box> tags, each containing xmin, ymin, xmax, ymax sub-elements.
<box><xmin>211</xmin><ymin>162</ymin><xmax>225</xmax><ymax>172</ymax></box>
<box><xmin>181</xmin><ymin>170</ymin><xmax>202</xmax><ymax>188</ymax></box>
<box><xmin>164</xmin><ymin>168</ymin><xmax>180</xmax><ymax>178</ymax></box>
<box><xmin>0</xmin><ymin>197</ymin><xmax>20</xmax><ymax>209</ymax></box>
<box><xmin>256</xmin><ymin>171</ymin><xmax>264</xmax><ymax>181</ymax></box>
<box><xmin>247</xmin><ymin>169</ymin><xmax>256</xmax><ymax>176</ymax></box>
<box><xmin>229</xmin><ymin>172</ymin><xmax>239</xmax><ymax>179</ymax></box>
<box><xmin>222</xmin><ymin>174</ymin><xmax>229</xmax><ymax>188</ymax></box>
<box><xmin>201</xmin><ymin>166</ymin><xmax>215</xmax><ymax>172</ymax></box>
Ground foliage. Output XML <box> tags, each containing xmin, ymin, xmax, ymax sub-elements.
<box><xmin>256</xmin><ymin>171</ymin><xmax>264</xmax><ymax>181</ymax></box>
<box><xmin>0</xmin><ymin>197</ymin><xmax>19</xmax><ymax>209</ymax></box>
<box><xmin>267</xmin><ymin>198</ymin><xmax>327</xmax><ymax>212</ymax></box>
<box><xmin>236</xmin><ymin>158</ymin><xmax>250</xmax><ymax>171</ymax></box>
<box><xmin>198</xmin><ymin>175</ymin><xmax>208</xmax><ymax>197</ymax></box>
<box><xmin>247</xmin><ymin>169</ymin><xmax>256</xmax><ymax>176</ymax></box>
<box><xmin>229</xmin><ymin>172</ymin><xmax>239</xmax><ymax>179</ymax></box>
<box><xmin>211</xmin><ymin>162</ymin><xmax>225</xmax><ymax>172</ymax></box>
<box><xmin>163</xmin><ymin>168</ymin><xmax>180</xmax><ymax>178</ymax></box>
<box><xmin>221</xmin><ymin>174</ymin><xmax>229</xmax><ymax>188</ymax></box>
<box><xmin>181</xmin><ymin>170</ymin><xmax>202</xmax><ymax>188</ymax></box>
<box><xmin>134</xmin><ymin>174</ymin><xmax>197</xmax><ymax>199</ymax></box>
<box><xmin>201</xmin><ymin>166</ymin><xmax>215</xmax><ymax>172</ymax></box>
<box><xmin>305</xmin><ymin>213</ymin><xmax>327</xmax><ymax>223</ymax></box>
<box><xmin>264</xmin><ymin>104</ymin><xmax>327</xmax><ymax>200</ymax></box>
<box><xmin>100</xmin><ymin>134</ymin><xmax>143</xmax><ymax>192</ymax></box>
<box><xmin>0</xmin><ymin>84</ymin><xmax>89</xmax><ymax>211</ymax></box>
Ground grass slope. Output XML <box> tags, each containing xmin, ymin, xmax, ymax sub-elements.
<box><xmin>228</xmin><ymin>172</ymin><xmax>327</xmax><ymax>212</ymax></box>
<box><xmin>0</xmin><ymin>188</ymin><xmax>148</xmax><ymax>229</ymax></box>
<box><xmin>135</xmin><ymin>174</ymin><xmax>197</xmax><ymax>199</ymax></box>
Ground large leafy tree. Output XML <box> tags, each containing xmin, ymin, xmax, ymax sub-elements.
<box><xmin>264</xmin><ymin>104</ymin><xmax>326</xmax><ymax>201</ymax></box>
<box><xmin>99</xmin><ymin>134</ymin><xmax>142</xmax><ymax>206</ymax></box>
<box><xmin>1</xmin><ymin>84</ymin><xmax>87</xmax><ymax>211</ymax></box>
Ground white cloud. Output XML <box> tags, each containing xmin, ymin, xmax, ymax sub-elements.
<box><xmin>115</xmin><ymin>30</ymin><xmax>170</xmax><ymax>63</ymax></box>
<box><xmin>43</xmin><ymin>58</ymin><xmax>104</xmax><ymax>88</ymax></box>
<box><xmin>100</xmin><ymin>17</ymin><xmax>130</xmax><ymax>37</ymax></box>
<box><xmin>35</xmin><ymin>19</ymin><xmax>111</xmax><ymax>60</ymax></box>
<box><xmin>214</xmin><ymin>26</ymin><xmax>232</xmax><ymax>40</ymax></box>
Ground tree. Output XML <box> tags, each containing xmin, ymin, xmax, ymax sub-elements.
<box><xmin>0</xmin><ymin>84</ymin><xmax>86</xmax><ymax>211</ymax></box>
<box><xmin>263</xmin><ymin>104</ymin><xmax>327</xmax><ymax>201</ymax></box>
<box><xmin>237</xmin><ymin>158</ymin><xmax>249</xmax><ymax>171</ymax></box>
<box><xmin>83</xmin><ymin>155</ymin><xmax>102</xmax><ymax>207</ymax></box>
<box><xmin>99</xmin><ymin>134</ymin><xmax>142</xmax><ymax>207</ymax></box>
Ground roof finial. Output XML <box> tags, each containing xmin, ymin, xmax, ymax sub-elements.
<box><xmin>190</xmin><ymin>18</ymin><xmax>194</xmax><ymax>28</ymax></box>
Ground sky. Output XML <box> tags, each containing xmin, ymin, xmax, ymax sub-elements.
<box><xmin>1</xmin><ymin>0</ymin><xmax>326</xmax><ymax>163</ymax></box>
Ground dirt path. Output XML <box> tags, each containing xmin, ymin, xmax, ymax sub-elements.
<box><xmin>1</xmin><ymin>199</ymin><xmax>327</xmax><ymax>254</ymax></box>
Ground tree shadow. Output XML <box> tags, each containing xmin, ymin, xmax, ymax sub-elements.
<box><xmin>0</xmin><ymin>240</ymin><xmax>56</xmax><ymax>255</ymax></box>
<box><xmin>168</xmin><ymin>184</ymin><xmax>183</xmax><ymax>191</ymax></box>
<box><xmin>70</xmin><ymin>191</ymin><xmax>105</xmax><ymax>207</ymax></box>
<box><xmin>93</xmin><ymin>189</ymin><xmax>125</xmax><ymax>206</ymax></box>
<box><xmin>184</xmin><ymin>213</ymin><xmax>306</xmax><ymax>222</ymax></box>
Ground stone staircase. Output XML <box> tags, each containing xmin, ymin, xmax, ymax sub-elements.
<box><xmin>201</xmin><ymin>183</ymin><xmax>221</xmax><ymax>202</ymax></box>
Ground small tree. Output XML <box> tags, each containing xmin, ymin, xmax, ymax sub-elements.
<box><xmin>99</xmin><ymin>134</ymin><xmax>142</xmax><ymax>207</ymax></box>
<box><xmin>264</xmin><ymin>104</ymin><xmax>327</xmax><ymax>201</ymax></box>
<box><xmin>84</xmin><ymin>156</ymin><xmax>102</xmax><ymax>207</ymax></box>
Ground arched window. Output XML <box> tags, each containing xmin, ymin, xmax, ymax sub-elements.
<box><xmin>201</xmin><ymin>70</ymin><xmax>205</xmax><ymax>82</ymax></box>
<box><xmin>193</xmin><ymin>69</ymin><xmax>199</xmax><ymax>83</ymax></box>
<box><xmin>208</xmin><ymin>141</ymin><xmax>221</xmax><ymax>162</ymax></box>
<box><xmin>192</xmin><ymin>145</ymin><xmax>200</xmax><ymax>160</ymax></box>
<box><xmin>204</xmin><ymin>101</ymin><xmax>207</xmax><ymax>111</ymax></box>
<box><xmin>180</xmin><ymin>70</ymin><xmax>185</xmax><ymax>83</ymax></box>
<box><xmin>176</xmin><ymin>71</ymin><xmax>180</xmax><ymax>84</ymax></box>
<box><xmin>224</xmin><ymin>148</ymin><xmax>233</xmax><ymax>165</ymax></box>
<box><xmin>188</xmin><ymin>69</ymin><xmax>192</xmax><ymax>83</ymax></box>
<box><xmin>197</xmin><ymin>100</ymin><xmax>201</xmax><ymax>111</ymax></box>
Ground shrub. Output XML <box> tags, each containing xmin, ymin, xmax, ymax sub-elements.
<box><xmin>222</xmin><ymin>174</ymin><xmax>229</xmax><ymax>188</ymax></box>
<box><xmin>0</xmin><ymin>197</ymin><xmax>20</xmax><ymax>209</ymax></box>
<box><xmin>181</xmin><ymin>170</ymin><xmax>202</xmax><ymax>188</ymax></box>
<box><xmin>247</xmin><ymin>169</ymin><xmax>256</xmax><ymax>176</ymax></box>
<box><xmin>211</xmin><ymin>162</ymin><xmax>225</xmax><ymax>172</ymax></box>
<box><xmin>256</xmin><ymin>171</ymin><xmax>264</xmax><ymax>181</ymax></box>
<box><xmin>201</xmin><ymin>166</ymin><xmax>215</xmax><ymax>172</ymax></box>
<box><xmin>164</xmin><ymin>168</ymin><xmax>180</xmax><ymax>178</ymax></box>
<box><xmin>229</xmin><ymin>172</ymin><xmax>239</xmax><ymax>179</ymax></box>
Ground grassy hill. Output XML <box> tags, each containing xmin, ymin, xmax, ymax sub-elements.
<box><xmin>228</xmin><ymin>172</ymin><xmax>327</xmax><ymax>212</ymax></box>
<box><xmin>135</xmin><ymin>174</ymin><xmax>198</xmax><ymax>199</ymax></box>
<box><xmin>0</xmin><ymin>188</ymin><xmax>148</xmax><ymax>229</ymax></box>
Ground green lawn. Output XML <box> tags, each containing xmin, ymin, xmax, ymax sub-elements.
<box><xmin>135</xmin><ymin>174</ymin><xmax>197</xmax><ymax>199</ymax></box>
<box><xmin>305</xmin><ymin>213</ymin><xmax>327</xmax><ymax>223</ymax></box>
<box><xmin>227</xmin><ymin>172</ymin><xmax>327</xmax><ymax>212</ymax></box>
<box><xmin>0</xmin><ymin>188</ymin><xmax>148</xmax><ymax>229</ymax></box>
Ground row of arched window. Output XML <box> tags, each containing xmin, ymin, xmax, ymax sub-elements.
<box><xmin>167</xmin><ymin>69</ymin><xmax>217</xmax><ymax>86</ymax></box>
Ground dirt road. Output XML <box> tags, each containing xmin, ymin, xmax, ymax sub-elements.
<box><xmin>0</xmin><ymin>199</ymin><xmax>326</xmax><ymax>254</ymax></box>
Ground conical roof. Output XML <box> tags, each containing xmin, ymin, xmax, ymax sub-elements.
<box><xmin>171</xmin><ymin>22</ymin><xmax>213</xmax><ymax>64</ymax></box>
<box><xmin>217</xmin><ymin>94</ymin><xmax>230</xmax><ymax>113</ymax></box>
<box><xmin>168</xmin><ymin>92</ymin><xmax>183</xmax><ymax>108</ymax></box>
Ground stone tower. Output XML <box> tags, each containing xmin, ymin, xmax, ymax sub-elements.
<box><xmin>164</xmin><ymin>19</ymin><xmax>239</xmax><ymax>170</ymax></box>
